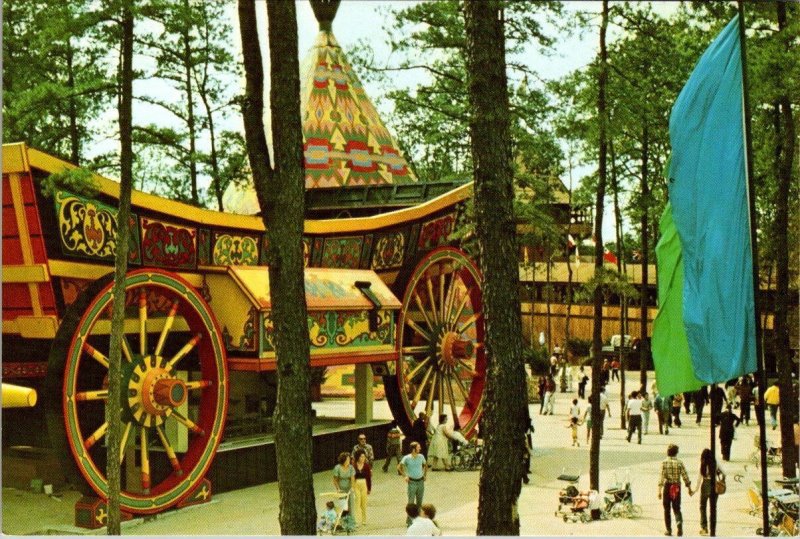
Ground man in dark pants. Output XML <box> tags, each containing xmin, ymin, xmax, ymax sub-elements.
<box><xmin>657</xmin><ymin>444</ymin><xmax>692</xmax><ymax>536</ymax></box>
<box><xmin>694</xmin><ymin>386</ymin><xmax>709</xmax><ymax>424</ymax></box>
<box><xmin>718</xmin><ymin>405</ymin><xmax>741</xmax><ymax>461</ymax></box>
<box><xmin>626</xmin><ymin>391</ymin><xmax>643</xmax><ymax>444</ymax></box>
<box><xmin>682</xmin><ymin>391</ymin><xmax>693</xmax><ymax>415</ymax></box>
<box><xmin>410</xmin><ymin>412</ymin><xmax>429</xmax><ymax>456</ymax></box>
<box><xmin>710</xmin><ymin>385</ymin><xmax>727</xmax><ymax>427</ymax></box>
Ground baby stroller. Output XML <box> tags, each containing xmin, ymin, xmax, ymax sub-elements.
<box><xmin>555</xmin><ymin>472</ymin><xmax>601</xmax><ymax>523</ymax></box>
<box><xmin>603</xmin><ymin>482</ymin><xmax>642</xmax><ymax>519</ymax></box>
<box><xmin>317</xmin><ymin>491</ymin><xmax>356</xmax><ymax>535</ymax></box>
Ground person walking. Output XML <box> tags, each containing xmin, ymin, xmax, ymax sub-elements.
<box><xmin>411</xmin><ymin>412</ymin><xmax>429</xmax><ymax>456</ymax></box>
<box><xmin>682</xmin><ymin>391</ymin><xmax>693</xmax><ymax>416</ymax></box>
<box><xmin>332</xmin><ymin>452</ymin><xmax>356</xmax><ymax>522</ymax></box>
<box><xmin>398</xmin><ymin>442</ymin><xmax>427</xmax><ymax>524</ymax></box>
<box><xmin>598</xmin><ymin>387</ymin><xmax>612</xmax><ymax>438</ymax></box>
<box><xmin>655</xmin><ymin>392</ymin><xmax>670</xmax><ymax>435</ymax></box>
<box><xmin>626</xmin><ymin>391</ymin><xmax>643</xmax><ymax>444</ymax></box>
<box><xmin>428</xmin><ymin>414</ymin><xmax>454</xmax><ymax>471</ymax></box>
<box><xmin>352</xmin><ymin>433</ymin><xmax>375</xmax><ymax>467</ymax></box>
<box><xmin>538</xmin><ymin>376</ymin><xmax>547</xmax><ymax>414</ymax></box>
<box><xmin>583</xmin><ymin>402</ymin><xmax>593</xmax><ymax>444</ymax></box>
<box><xmin>569</xmin><ymin>399</ymin><xmax>581</xmax><ymax>422</ymax></box>
<box><xmin>737</xmin><ymin>376</ymin><xmax>753</xmax><ymax>425</ymax></box>
<box><xmin>352</xmin><ymin>450</ymin><xmax>372</xmax><ymax>527</ymax></box>
<box><xmin>694</xmin><ymin>387</ymin><xmax>708</xmax><ymax>424</ymax></box>
<box><xmin>657</xmin><ymin>444</ymin><xmax>692</xmax><ymax>537</ymax></box>
<box><xmin>577</xmin><ymin>367</ymin><xmax>589</xmax><ymax>399</ymax></box>
<box><xmin>763</xmin><ymin>381</ymin><xmax>780</xmax><ymax>430</ymax></box>
<box><xmin>611</xmin><ymin>359</ymin><xmax>620</xmax><ymax>382</ymax></box>
<box><xmin>671</xmin><ymin>393</ymin><xmax>684</xmax><ymax>428</ymax></box>
<box><xmin>694</xmin><ymin>448</ymin><xmax>723</xmax><ymax>536</ymax></box>
<box><xmin>543</xmin><ymin>375</ymin><xmax>556</xmax><ymax>415</ymax></box>
<box><xmin>718</xmin><ymin>405</ymin><xmax>741</xmax><ymax>461</ymax></box>
<box><xmin>641</xmin><ymin>392</ymin><xmax>652</xmax><ymax>434</ymax></box>
<box><xmin>567</xmin><ymin>417</ymin><xmax>581</xmax><ymax>447</ymax></box>
<box><xmin>384</xmin><ymin>423</ymin><xmax>404</xmax><ymax>472</ymax></box>
<box><xmin>709</xmin><ymin>385</ymin><xmax>727</xmax><ymax>426</ymax></box>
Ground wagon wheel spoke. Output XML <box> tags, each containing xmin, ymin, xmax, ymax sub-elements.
<box><xmin>439</xmin><ymin>268</ymin><xmax>446</xmax><ymax>324</ymax></box>
<box><xmin>426</xmin><ymin>277</ymin><xmax>439</xmax><ymax>324</ymax></box>
<box><xmin>412</xmin><ymin>291</ymin><xmax>435</xmax><ymax>333</ymax></box>
<box><xmin>402</xmin><ymin>345</ymin><xmax>429</xmax><ymax>355</ymax></box>
<box><xmin>138</xmin><ymin>289</ymin><xmax>148</xmax><ymax>356</ymax></box>
<box><xmin>154</xmin><ymin>301</ymin><xmax>179</xmax><ymax>357</ymax></box>
<box><xmin>452</xmin><ymin>372</ymin><xmax>472</xmax><ymax>403</ymax></box>
<box><xmin>185</xmin><ymin>380</ymin><xmax>212</xmax><ymax>391</ymax></box>
<box><xmin>155</xmin><ymin>425</ymin><xmax>183</xmax><ymax>477</ymax></box>
<box><xmin>442</xmin><ymin>271</ymin><xmax>459</xmax><ymax>330</ymax></box>
<box><xmin>119</xmin><ymin>421</ymin><xmax>133</xmax><ymax>466</ymax></box>
<box><xmin>444</xmin><ymin>372</ymin><xmax>461</xmax><ymax>430</ymax></box>
<box><xmin>84</xmin><ymin>421</ymin><xmax>109</xmax><ymax>450</ymax></box>
<box><xmin>83</xmin><ymin>343</ymin><xmax>109</xmax><ymax>369</ymax></box>
<box><xmin>121</xmin><ymin>335</ymin><xmax>134</xmax><ymax>363</ymax></box>
<box><xmin>412</xmin><ymin>365</ymin><xmax>435</xmax><ymax>404</ymax></box>
<box><xmin>165</xmin><ymin>333</ymin><xmax>202</xmax><ymax>371</ymax></box>
<box><xmin>405</xmin><ymin>318</ymin><xmax>431</xmax><ymax>342</ymax></box>
<box><xmin>140</xmin><ymin>427</ymin><xmax>151</xmax><ymax>494</ymax></box>
<box><xmin>76</xmin><ymin>389</ymin><xmax>109</xmax><ymax>402</ymax></box>
<box><xmin>458</xmin><ymin>313</ymin><xmax>480</xmax><ymax>335</ymax></box>
<box><xmin>406</xmin><ymin>356</ymin><xmax>432</xmax><ymax>380</ymax></box>
<box><xmin>448</xmin><ymin>287</ymin><xmax>473</xmax><ymax>332</ymax></box>
<box><xmin>425</xmin><ymin>371</ymin><xmax>438</xmax><ymax>420</ymax></box>
<box><xmin>171</xmin><ymin>409</ymin><xmax>205</xmax><ymax>436</ymax></box>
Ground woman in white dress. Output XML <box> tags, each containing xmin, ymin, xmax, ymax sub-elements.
<box><xmin>428</xmin><ymin>414</ymin><xmax>454</xmax><ymax>471</ymax></box>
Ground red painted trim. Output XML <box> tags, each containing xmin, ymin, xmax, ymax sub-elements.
<box><xmin>3</xmin><ymin>362</ymin><xmax>47</xmax><ymax>378</ymax></box>
<box><xmin>227</xmin><ymin>350</ymin><xmax>398</xmax><ymax>372</ymax></box>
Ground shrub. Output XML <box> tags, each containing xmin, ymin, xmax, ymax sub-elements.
<box><xmin>522</xmin><ymin>346</ymin><xmax>550</xmax><ymax>376</ymax></box>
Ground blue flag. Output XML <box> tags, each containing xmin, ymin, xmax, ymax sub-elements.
<box><xmin>667</xmin><ymin>15</ymin><xmax>756</xmax><ymax>384</ymax></box>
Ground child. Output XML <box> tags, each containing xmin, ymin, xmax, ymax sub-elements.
<box><xmin>568</xmin><ymin>417</ymin><xmax>581</xmax><ymax>447</ymax></box>
<box><xmin>317</xmin><ymin>501</ymin><xmax>337</xmax><ymax>533</ymax></box>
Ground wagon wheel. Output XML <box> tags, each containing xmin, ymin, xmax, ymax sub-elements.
<box><xmin>46</xmin><ymin>269</ymin><xmax>227</xmax><ymax>514</ymax></box>
<box><xmin>394</xmin><ymin>247</ymin><xmax>486</xmax><ymax>437</ymax></box>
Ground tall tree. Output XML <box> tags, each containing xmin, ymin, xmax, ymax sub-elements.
<box><xmin>106</xmin><ymin>0</ymin><xmax>135</xmax><ymax>534</ymax></box>
<box><xmin>238</xmin><ymin>0</ymin><xmax>316</xmax><ymax>533</ymax></box>
<box><xmin>771</xmin><ymin>1</ymin><xmax>797</xmax><ymax>479</ymax></box>
<box><xmin>464</xmin><ymin>1</ymin><xmax>527</xmax><ymax>534</ymax></box>
<box><xmin>589</xmin><ymin>0</ymin><xmax>609</xmax><ymax>495</ymax></box>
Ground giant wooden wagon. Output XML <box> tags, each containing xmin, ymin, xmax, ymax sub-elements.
<box><xmin>1</xmin><ymin>5</ymin><xmax>487</xmax><ymax>522</ymax></box>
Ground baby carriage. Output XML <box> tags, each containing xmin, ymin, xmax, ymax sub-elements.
<box><xmin>555</xmin><ymin>472</ymin><xmax>601</xmax><ymax>523</ymax></box>
<box><xmin>317</xmin><ymin>491</ymin><xmax>356</xmax><ymax>535</ymax></box>
<box><xmin>603</xmin><ymin>482</ymin><xmax>642</xmax><ymax>519</ymax></box>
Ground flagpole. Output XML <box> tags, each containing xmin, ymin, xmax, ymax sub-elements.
<box><xmin>737</xmin><ymin>3</ymin><xmax>769</xmax><ymax>536</ymax></box>
<box><xmin>709</xmin><ymin>387</ymin><xmax>717</xmax><ymax>536</ymax></box>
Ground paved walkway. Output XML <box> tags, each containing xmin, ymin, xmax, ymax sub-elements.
<box><xmin>2</xmin><ymin>370</ymin><xmax>787</xmax><ymax>535</ymax></box>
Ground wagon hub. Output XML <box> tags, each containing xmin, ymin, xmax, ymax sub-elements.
<box><xmin>439</xmin><ymin>331</ymin><xmax>474</xmax><ymax>368</ymax></box>
<box><xmin>127</xmin><ymin>356</ymin><xmax>186</xmax><ymax>425</ymax></box>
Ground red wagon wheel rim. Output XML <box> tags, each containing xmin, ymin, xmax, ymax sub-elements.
<box><xmin>396</xmin><ymin>247</ymin><xmax>485</xmax><ymax>436</ymax></box>
<box><xmin>62</xmin><ymin>270</ymin><xmax>227</xmax><ymax>514</ymax></box>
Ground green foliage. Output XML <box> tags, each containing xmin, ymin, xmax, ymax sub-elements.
<box><xmin>566</xmin><ymin>337</ymin><xmax>592</xmax><ymax>358</ymax></box>
<box><xmin>522</xmin><ymin>345</ymin><xmax>550</xmax><ymax>376</ymax></box>
<box><xmin>40</xmin><ymin>167</ymin><xmax>99</xmax><ymax>199</ymax></box>
<box><xmin>574</xmin><ymin>266</ymin><xmax>639</xmax><ymax>304</ymax></box>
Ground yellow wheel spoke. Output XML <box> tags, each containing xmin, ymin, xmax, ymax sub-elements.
<box><xmin>84</xmin><ymin>421</ymin><xmax>108</xmax><ymax>450</ymax></box>
<box><xmin>83</xmin><ymin>343</ymin><xmax>109</xmax><ymax>369</ymax></box>
<box><xmin>439</xmin><ymin>269</ymin><xmax>446</xmax><ymax>324</ymax></box>
<box><xmin>76</xmin><ymin>389</ymin><xmax>109</xmax><ymax>401</ymax></box>
<box><xmin>412</xmin><ymin>291</ymin><xmax>435</xmax><ymax>333</ymax></box>
<box><xmin>425</xmin><ymin>371</ymin><xmax>438</xmax><ymax>420</ymax></box>
<box><xmin>155</xmin><ymin>425</ymin><xmax>183</xmax><ymax>476</ymax></box>
<box><xmin>405</xmin><ymin>318</ymin><xmax>431</xmax><ymax>342</ymax></box>
<box><xmin>154</xmin><ymin>301</ymin><xmax>180</xmax><ymax>357</ymax></box>
<box><xmin>445</xmin><ymin>371</ymin><xmax>460</xmax><ymax>429</ymax></box>
<box><xmin>452</xmin><ymin>372</ymin><xmax>472</xmax><ymax>403</ymax></box>
<box><xmin>402</xmin><ymin>345</ymin><xmax>429</xmax><ymax>355</ymax></box>
<box><xmin>138</xmin><ymin>290</ymin><xmax>148</xmax><ymax>356</ymax></box>
<box><xmin>458</xmin><ymin>313</ymin><xmax>480</xmax><ymax>335</ymax></box>
<box><xmin>426</xmin><ymin>277</ymin><xmax>438</xmax><ymax>324</ymax></box>
<box><xmin>186</xmin><ymin>380</ymin><xmax>212</xmax><ymax>391</ymax></box>
<box><xmin>121</xmin><ymin>335</ymin><xmax>134</xmax><ymax>363</ymax></box>
<box><xmin>171</xmin><ymin>410</ymin><xmax>205</xmax><ymax>435</ymax></box>
<box><xmin>406</xmin><ymin>356</ymin><xmax>432</xmax><ymax>380</ymax></box>
<box><xmin>442</xmin><ymin>272</ymin><xmax>459</xmax><ymax>330</ymax></box>
<box><xmin>412</xmin><ymin>365</ymin><xmax>435</xmax><ymax>404</ymax></box>
<box><xmin>140</xmin><ymin>427</ymin><xmax>151</xmax><ymax>493</ymax></box>
<box><xmin>449</xmin><ymin>288</ymin><xmax>473</xmax><ymax>331</ymax></box>
<box><xmin>165</xmin><ymin>333</ymin><xmax>202</xmax><ymax>371</ymax></box>
<box><xmin>456</xmin><ymin>358</ymin><xmax>478</xmax><ymax>378</ymax></box>
<box><xmin>119</xmin><ymin>422</ymin><xmax>133</xmax><ymax>465</ymax></box>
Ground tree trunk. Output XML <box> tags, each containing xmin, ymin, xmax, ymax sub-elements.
<box><xmin>639</xmin><ymin>125</ymin><xmax>649</xmax><ymax>389</ymax></box>
<box><xmin>564</xmin><ymin>157</ymin><xmax>574</xmax><ymax>364</ymax></box>
<box><xmin>773</xmin><ymin>1</ymin><xmax>797</xmax><ymax>479</ymax></box>
<box><xmin>589</xmin><ymin>0</ymin><xmax>609</xmax><ymax>494</ymax></box>
<box><xmin>66</xmin><ymin>39</ymin><xmax>80</xmax><ymax>165</ymax></box>
<box><xmin>610</xmin><ymin>140</ymin><xmax>626</xmax><ymax>430</ymax></box>
<box><xmin>464</xmin><ymin>2</ymin><xmax>527</xmax><ymax>534</ymax></box>
<box><xmin>183</xmin><ymin>0</ymin><xmax>198</xmax><ymax>205</ymax></box>
<box><xmin>546</xmin><ymin>254</ymin><xmax>552</xmax><ymax>355</ymax></box>
<box><xmin>106</xmin><ymin>4</ymin><xmax>134</xmax><ymax>535</ymax></box>
<box><xmin>238</xmin><ymin>0</ymin><xmax>317</xmax><ymax>533</ymax></box>
<box><xmin>199</xmin><ymin>89</ymin><xmax>223</xmax><ymax>211</ymax></box>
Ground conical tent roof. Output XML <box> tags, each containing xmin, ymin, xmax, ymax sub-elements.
<box><xmin>299</xmin><ymin>15</ymin><xmax>417</xmax><ymax>189</ymax></box>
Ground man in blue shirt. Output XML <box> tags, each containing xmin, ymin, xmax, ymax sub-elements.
<box><xmin>398</xmin><ymin>441</ymin><xmax>427</xmax><ymax>524</ymax></box>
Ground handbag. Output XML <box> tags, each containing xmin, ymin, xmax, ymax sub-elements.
<box><xmin>715</xmin><ymin>470</ymin><xmax>726</xmax><ymax>495</ymax></box>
